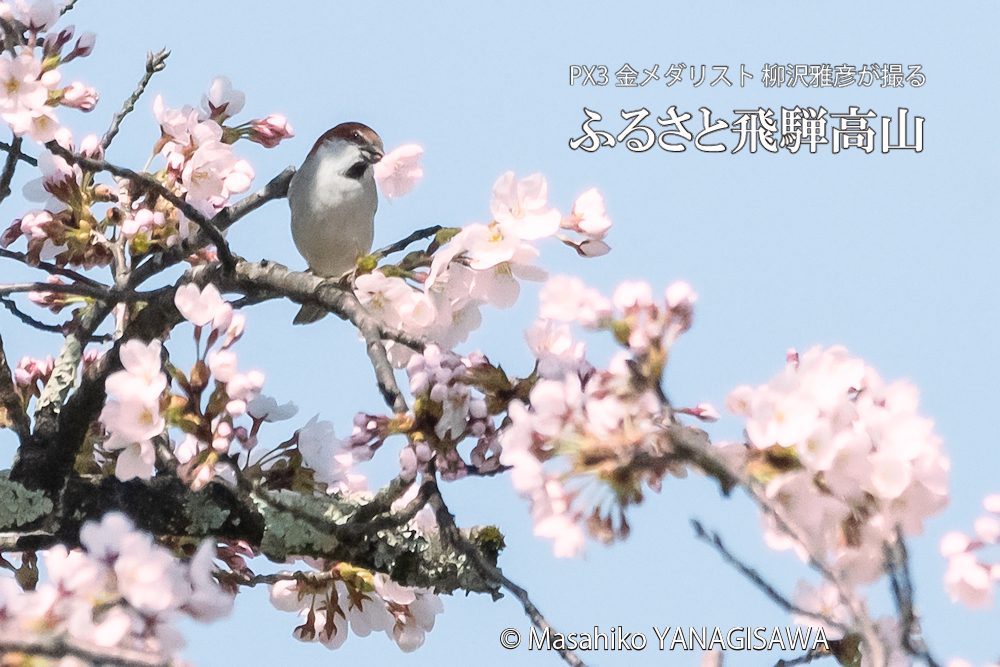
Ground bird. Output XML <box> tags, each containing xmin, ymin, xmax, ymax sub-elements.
<box><xmin>287</xmin><ymin>121</ymin><xmax>384</xmax><ymax>324</ymax></box>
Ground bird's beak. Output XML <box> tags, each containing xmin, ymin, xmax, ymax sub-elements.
<box><xmin>365</xmin><ymin>148</ymin><xmax>384</xmax><ymax>164</ymax></box>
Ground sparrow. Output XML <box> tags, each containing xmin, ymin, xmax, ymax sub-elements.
<box><xmin>288</xmin><ymin>121</ymin><xmax>384</xmax><ymax>324</ymax></box>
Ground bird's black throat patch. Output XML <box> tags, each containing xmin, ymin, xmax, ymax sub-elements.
<box><xmin>345</xmin><ymin>161</ymin><xmax>368</xmax><ymax>180</ymax></box>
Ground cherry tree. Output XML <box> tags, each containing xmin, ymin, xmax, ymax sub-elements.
<box><xmin>0</xmin><ymin>3</ymin><xmax>992</xmax><ymax>667</ymax></box>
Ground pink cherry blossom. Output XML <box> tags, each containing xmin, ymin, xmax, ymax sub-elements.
<box><xmin>0</xmin><ymin>53</ymin><xmax>47</xmax><ymax>115</ymax></box>
<box><xmin>14</xmin><ymin>0</ymin><xmax>58</xmax><ymax>31</ymax></box>
<box><xmin>201</xmin><ymin>75</ymin><xmax>245</xmax><ymax>120</ymax></box>
<box><xmin>174</xmin><ymin>283</ymin><xmax>232</xmax><ymax>329</ymax></box>
<box><xmin>561</xmin><ymin>188</ymin><xmax>612</xmax><ymax>240</ymax></box>
<box><xmin>247</xmin><ymin>395</ymin><xmax>298</xmax><ymax>422</ymax></box>
<box><xmin>373</xmin><ymin>143</ymin><xmax>424</xmax><ymax>201</ymax></box>
<box><xmin>297</xmin><ymin>415</ymin><xmax>363</xmax><ymax>493</ymax></box>
<box><xmin>944</xmin><ymin>553</ymin><xmax>993</xmax><ymax>609</ymax></box>
<box><xmin>490</xmin><ymin>171</ymin><xmax>561</xmax><ymax>241</ymax></box>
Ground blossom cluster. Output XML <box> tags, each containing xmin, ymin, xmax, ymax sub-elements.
<box><xmin>940</xmin><ymin>493</ymin><xmax>1000</xmax><ymax>609</ymax></box>
<box><xmin>269</xmin><ymin>563</ymin><xmax>443</xmax><ymax>653</ymax></box>
<box><xmin>355</xmin><ymin>172</ymin><xmax>613</xmax><ymax>365</ymax></box>
<box><xmin>0</xmin><ymin>130</ymin><xmax>113</xmax><ymax>267</ymax></box>
<box><xmin>0</xmin><ymin>0</ymin><xmax>97</xmax><ymax>143</ymax></box>
<box><xmin>0</xmin><ymin>74</ymin><xmax>291</xmax><ymax>272</ymax></box>
<box><xmin>726</xmin><ymin>346</ymin><xmax>949</xmax><ymax>585</ymax></box>
<box><xmin>399</xmin><ymin>345</ymin><xmax>503</xmax><ymax>481</ymax></box>
<box><xmin>98</xmin><ymin>338</ymin><xmax>168</xmax><ymax>480</ymax></box>
<box><xmin>0</xmin><ymin>512</ymin><xmax>233</xmax><ymax>658</ymax></box>
<box><xmin>500</xmin><ymin>276</ymin><xmax>706</xmax><ymax>557</ymax></box>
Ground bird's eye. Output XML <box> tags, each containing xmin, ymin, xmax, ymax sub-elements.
<box><xmin>353</xmin><ymin>131</ymin><xmax>361</xmax><ymax>140</ymax></box>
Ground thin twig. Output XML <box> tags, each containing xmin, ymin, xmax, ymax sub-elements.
<box><xmin>371</xmin><ymin>225</ymin><xmax>442</xmax><ymax>259</ymax></box>
<box><xmin>0</xmin><ymin>134</ymin><xmax>22</xmax><ymax>203</ymax></box>
<box><xmin>739</xmin><ymin>482</ymin><xmax>888</xmax><ymax>667</ymax></box>
<box><xmin>102</xmin><ymin>48</ymin><xmax>170</xmax><ymax>151</ymax></box>
<box><xmin>0</xmin><ymin>281</ymin><xmax>109</xmax><ymax>299</ymax></box>
<box><xmin>691</xmin><ymin>519</ymin><xmax>849</xmax><ymax>633</ymax></box>
<box><xmin>44</xmin><ymin>142</ymin><xmax>236</xmax><ymax>271</ymax></box>
<box><xmin>1</xmin><ymin>296</ymin><xmax>64</xmax><ymax>335</ymax></box>
<box><xmin>886</xmin><ymin>528</ymin><xmax>942</xmax><ymax>667</ymax></box>
<box><xmin>775</xmin><ymin>648</ymin><xmax>830</xmax><ymax>667</ymax></box>
<box><xmin>130</xmin><ymin>167</ymin><xmax>295</xmax><ymax>287</ymax></box>
<box><xmin>0</xmin><ymin>139</ymin><xmax>37</xmax><ymax>166</ymax></box>
<box><xmin>0</xmin><ymin>248</ymin><xmax>109</xmax><ymax>288</ymax></box>
<box><xmin>427</xmin><ymin>483</ymin><xmax>588</xmax><ymax>667</ymax></box>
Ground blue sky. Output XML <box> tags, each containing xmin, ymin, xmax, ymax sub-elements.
<box><xmin>1</xmin><ymin>1</ymin><xmax>998</xmax><ymax>665</ymax></box>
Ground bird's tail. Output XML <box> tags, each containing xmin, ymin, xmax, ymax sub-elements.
<box><xmin>293</xmin><ymin>303</ymin><xmax>328</xmax><ymax>325</ymax></box>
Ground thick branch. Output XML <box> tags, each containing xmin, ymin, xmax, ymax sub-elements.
<box><xmin>8</xmin><ymin>287</ymin><xmax>177</xmax><ymax>494</ymax></box>
<box><xmin>0</xmin><ymin>638</ymin><xmax>171</xmax><ymax>667</ymax></box>
<box><xmin>189</xmin><ymin>259</ymin><xmax>424</xmax><ymax>413</ymax></box>
<box><xmin>102</xmin><ymin>48</ymin><xmax>169</xmax><ymax>151</ymax></box>
<box><xmin>0</xmin><ymin>328</ymin><xmax>29</xmax><ymax>441</ymax></box>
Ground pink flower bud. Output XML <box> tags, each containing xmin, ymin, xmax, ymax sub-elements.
<box><xmin>79</xmin><ymin>133</ymin><xmax>103</xmax><ymax>159</ymax></box>
<box><xmin>248</xmin><ymin>114</ymin><xmax>294</xmax><ymax>148</ymax></box>
<box><xmin>61</xmin><ymin>82</ymin><xmax>99</xmax><ymax>112</ymax></box>
<box><xmin>72</xmin><ymin>31</ymin><xmax>96</xmax><ymax>58</ymax></box>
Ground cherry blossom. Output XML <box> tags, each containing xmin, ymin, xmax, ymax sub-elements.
<box><xmin>0</xmin><ymin>512</ymin><xmax>232</xmax><ymax>659</ymax></box>
<box><xmin>201</xmin><ymin>75</ymin><xmax>245</xmax><ymax>121</ymax></box>
<box><xmin>490</xmin><ymin>171</ymin><xmax>561</xmax><ymax>240</ymax></box>
<box><xmin>561</xmin><ymin>188</ymin><xmax>612</xmax><ymax>241</ymax></box>
<box><xmin>174</xmin><ymin>283</ymin><xmax>232</xmax><ymax>330</ymax></box>
<box><xmin>100</xmin><ymin>340</ymin><xmax>168</xmax><ymax>481</ymax></box>
<box><xmin>373</xmin><ymin>143</ymin><xmax>424</xmax><ymax>201</ymax></box>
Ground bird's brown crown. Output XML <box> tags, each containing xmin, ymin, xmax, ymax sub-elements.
<box><xmin>307</xmin><ymin>122</ymin><xmax>383</xmax><ymax>159</ymax></box>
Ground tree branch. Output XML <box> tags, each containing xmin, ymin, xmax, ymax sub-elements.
<box><xmin>885</xmin><ymin>529</ymin><xmax>942</xmax><ymax>667</ymax></box>
<box><xmin>427</xmin><ymin>483</ymin><xmax>588</xmax><ymax>667</ymax></box>
<box><xmin>0</xmin><ymin>133</ymin><xmax>22</xmax><ymax>204</ymax></box>
<box><xmin>0</xmin><ymin>280</ymin><xmax>110</xmax><ymax>299</ymax></box>
<box><xmin>44</xmin><ymin>142</ymin><xmax>236</xmax><ymax>271</ymax></box>
<box><xmin>0</xmin><ymin>637</ymin><xmax>172</xmax><ymax>667</ymax></box>
<box><xmin>0</xmin><ymin>139</ymin><xmax>37</xmax><ymax>166</ymax></box>
<box><xmin>0</xmin><ymin>248</ymin><xmax>110</xmax><ymax>288</ymax></box>
<box><xmin>0</xmin><ymin>328</ymin><xmax>29</xmax><ymax>441</ymax></box>
<box><xmin>188</xmin><ymin>259</ymin><xmax>424</xmax><ymax>413</ymax></box>
<box><xmin>371</xmin><ymin>225</ymin><xmax>442</xmax><ymax>260</ymax></box>
<box><xmin>0</xmin><ymin>296</ymin><xmax>110</xmax><ymax>342</ymax></box>
<box><xmin>691</xmin><ymin>519</ymin><xmax>849</xmax><ymax>633</ymax></box>
<box><xmin>102</xmin><ymin>48</ymin><xmax>169</xmax><ymax>151</ymax></box>
<box><xmin>129</xmin><ymin>167</ymin><xmax>296</xmax><ymax>286</ymax></box>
